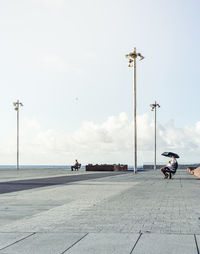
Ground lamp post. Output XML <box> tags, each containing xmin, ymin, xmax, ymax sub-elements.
<box><xmin>150</xmin><ymin>101</ymin><xmax>160</xmax><ymax>170</ymax></box>
<box><xmin>126</xmin><ymin>48</ymin><xmax>144</xmax><ymax>174</ymax></box>
<box><xmin>13</xmin><ymin>100</ymin><xmax>23</xmax><ymax>170</ymax></box>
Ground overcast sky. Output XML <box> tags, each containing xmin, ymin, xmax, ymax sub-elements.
<box><xmin>0</xmin><ymin>0</ymin><xmax>200</xmax><ymax>165</ymax></box>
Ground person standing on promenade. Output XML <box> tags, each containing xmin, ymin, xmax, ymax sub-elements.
<box><xmin>161</xmin><ymin>155</ymin><xmax>177</xmax><ymax>179</ymax></box>
<box><xmin>71</xmin><ymin>159</ymin><xmax>80</xmax><ymax>171</ymax></box>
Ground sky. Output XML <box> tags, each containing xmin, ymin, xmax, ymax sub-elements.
<box><xmin>0</xmin><ymin>0</ymin><xmax>200</xmax><ymax>165</ymax></box>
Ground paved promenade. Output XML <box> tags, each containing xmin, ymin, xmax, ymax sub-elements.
<box><xmin>0</xmin><ymin>169</ymin><xmax>200</xmax><ymax>253</ymax></box>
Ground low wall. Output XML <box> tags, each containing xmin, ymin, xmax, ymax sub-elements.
<box><xmin>143</xmin><ymin>164</ymin><xmax>200</xmax><ymax>170</ymax></box>
<box><xmin>143</xmin><ymin>165</ymin><xmax>164</xmax><ymax>170</ymax></box>
<box><xmin>86</xmin><ymin>164</ymin><xmax>128</xmax><ymax>171</ymax></box>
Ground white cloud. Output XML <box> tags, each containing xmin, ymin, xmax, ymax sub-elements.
<box><xmin>1</xmin><ymin>113</ymin><xmax>200</xmax><ymax>165</ymax></box>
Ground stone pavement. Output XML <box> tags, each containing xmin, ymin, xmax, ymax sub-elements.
<box><xmin>0</xmin><ymin>169</ymin><xmax>200</xmax><ymax>253</ymax></box>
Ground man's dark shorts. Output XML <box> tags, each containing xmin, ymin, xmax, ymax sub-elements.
<box><xmin>163</xmin><ymin>167</ymin><xmax>176</xmax><ymax>174</ymax></box>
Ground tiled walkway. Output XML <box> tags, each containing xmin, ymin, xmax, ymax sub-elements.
<box><xmin>0</xmin><ymin>169</ymin><xmax>199</xmax><ymax>253</ymax></box>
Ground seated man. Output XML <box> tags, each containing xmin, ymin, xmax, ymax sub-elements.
<box><xmin>71</xmin><ymin>159</ymin><xmax>80</xmax><ymax>171</ymax></box>
<box><xmin>161</xmin><ymin>155</ymin><xmax>178</xmax><ymax>179</ymax></box>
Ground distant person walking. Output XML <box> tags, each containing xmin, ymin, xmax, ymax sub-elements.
<box><xmin>161</xmin><ymin>155</ymin><xmax>178</xmax><ymax>179</ymax></box>
<box><xmin>71</xmin><ymin>159</ymin><xmax>81</xmax><ymax>171</ymax></box>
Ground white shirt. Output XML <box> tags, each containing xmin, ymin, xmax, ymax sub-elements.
<box><xmin>168</xmin><ymin>158</ymin><xmax>177</xmax><ymax>170</ymax></box>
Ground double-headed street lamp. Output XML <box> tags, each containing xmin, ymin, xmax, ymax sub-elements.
<box><xmin>126</xmin><ymin>48</ymin><xmax>144</xmax><ymax>174</ymax></box>
<box><xmin>150</xmin><ymin>101</ymin><xmax>160</xmax><ymax>170</ymax></box>
<box><xmin>13</xmin><ymin>100</ymin><xmax>23</xmax><ymax>170</ymax></box>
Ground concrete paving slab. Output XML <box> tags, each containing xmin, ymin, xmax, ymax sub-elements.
<box><xmin>65</xmin><ymin>233</ymin><xmax>139</xmax><ymax>254</ymax></box>
<box><xmin>0</xmin><ymin>233</ymin><xmax>87</xmax><ymax>254</ymax></box>
<box><xmin>0</xmin><ymin>233</ymin><xmax>33</xmax><ymax>250</ymax></box>
<box><xmin>132</xmin><ymin>233</ymin><xmax>197</xmax><ymax>254</ymax></box>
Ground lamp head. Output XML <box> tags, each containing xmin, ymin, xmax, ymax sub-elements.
<box><xmin>138</xmin><ymin>53</ymin><xmax>144</xmax><ymax>60</ymax></box>
<box><xmin>127</xmin><ymin>58</ymin><xmax>133</xmax><ymax>67</ymax></box>
<box><xmin>13</xmin><ymin>101</ymin><xmax>23</xmax><ymax>110</ymax></box>
<box><xmin>150</xmin><ymin>104</ymin><xmax>155</xmax><ymax>111</ymax></box>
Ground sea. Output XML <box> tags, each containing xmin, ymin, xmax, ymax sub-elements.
<box><xmin>0</xmin><ymin>165</ymin><xmax>78</xmax><ymax>170</ymax></box>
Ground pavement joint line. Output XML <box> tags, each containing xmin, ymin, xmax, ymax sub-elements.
<box><xmin>61</xmin><ymin>232</ymin><xmax>89</xmax><ymax>254</ymax></box>
<box><xmin>194</xmin><ymin>234</ymin><xmax>200</xmax><ymax>254</ymax></box>
<box><xmin>130</xmin><ymin>232</ymin><xmax>142</xmax><ymax>254</ymax></box>
<box><xmin>0</xmin><ymin>232</ymin><xmax>36</xmax><ymax>251</ymax></box>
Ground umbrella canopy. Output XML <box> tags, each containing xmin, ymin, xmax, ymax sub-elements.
<box><xmin>161</xmin><ymin>152</ymin><xmax>180</xmax><ymax>159</ymax></box>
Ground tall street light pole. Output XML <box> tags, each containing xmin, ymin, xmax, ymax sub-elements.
<box><xmin>150</xmin><ymin>101</ymin><xmax>160</xmax><ymax>170</ymax></box>
<box><xmin>126</xmin><ymin>48</ymin><xmax>144</xmax><ymax>174</ymax></box>
<box><xmin>13</xmin><ymin>100</ymin><xmax>23</xmax><ymax>170</ymax></box>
